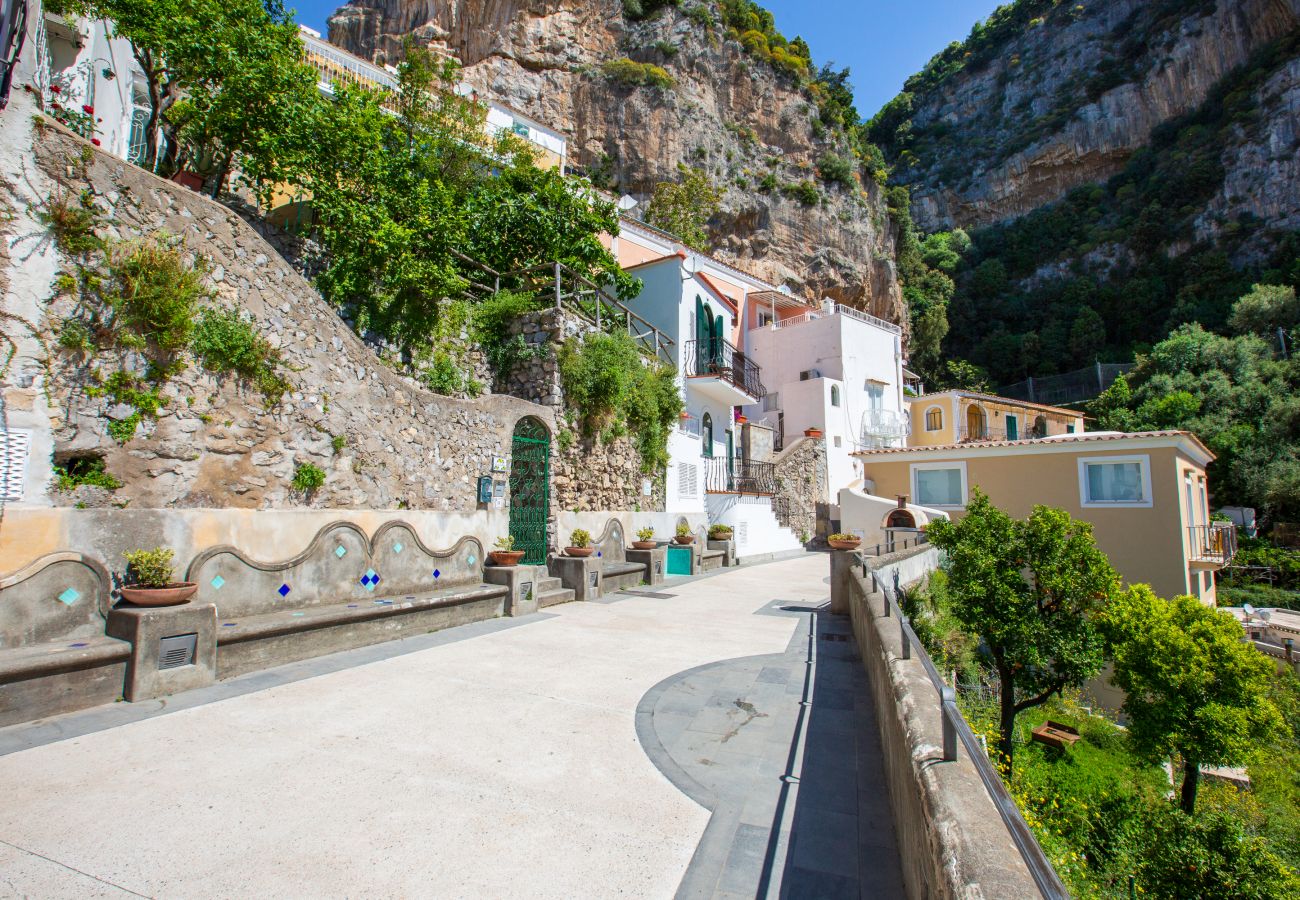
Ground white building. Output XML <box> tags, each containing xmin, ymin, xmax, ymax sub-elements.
<box><xmin>743</xmin><ymin>302</ymin><xmax>908</xmax><ymax>502</ymax></box>
<box><xmin>621</xmin><ymin>252</ymin><xmax>802</xmax><ymax>558</ymax></box>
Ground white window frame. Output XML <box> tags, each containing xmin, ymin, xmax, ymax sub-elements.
<box><xmin>1077</xmin><ymin>455</ymin><xmax>1153</xmax><ymax>508</ymax></box>
<box><xmin>911</xmin><ymin>461</ymin><xmax>968</xmax><ymax>510</ymax></box>
<box><xmin>924</xmin><ymin>405</ymin><xmax>944</xmax><ymax>432</ymax></box>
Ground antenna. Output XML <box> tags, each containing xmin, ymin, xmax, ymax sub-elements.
<box><xmin>681</xmin><ymin>255</ymin><xmax>699</xmax><ymax>276</ymax></box>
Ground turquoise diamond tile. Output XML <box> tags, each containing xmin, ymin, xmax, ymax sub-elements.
<box><xmin>393</xmin><ymin>541</ymin><xmax>404</xmax><ymax>554</ymax></box>
<box><xmin>335</xmin><ymin>545</ymin><xmax>347</xmax><ymax>559</ymax></box>
<box><xmin>467</xmin><ymin>554</ymin><xmax>476</xmax><ymax>566</ymax></box>
<box><xmin>210</xmin><ymin>575</ymin><xmax>225</xmax><ymax>590</ymax></box>
<box><xmin>57</xmin><ymin>587</ymin><xmax>80</xmax><ymax>606</ymax></box>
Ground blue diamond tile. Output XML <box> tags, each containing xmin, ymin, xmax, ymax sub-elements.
<box><xmin>393</xmin><ymin>542</ymin><xmax>404</xmax><ymax>554</ymax></box>
<box><xmin>57</xmin><ymin>587</ymin><xmax>81</xmax><ymax>606</ymax></box>
<box><xmin>467</xmin><ymin>554</ymin><xmax>476</xmax><ymax>566</ymax></box>
<box><xmin>278</xmin><ymin>583</ymin><xmax>291</xmax><ymax>598</ymax></box>
<box><xmin>433</xmin><ymin>568</ymin><xmax>440</xmax><ymax>580</ymax></box>
<box><xmin>335</xmin><ymin>545</ymin><xmax>347</xmax><ymax>558</ymax></box>
<box><xmin>361</xmin><ymin>569</ymin><xmax>380</xmax><ymax>592</ymax></box>
<box><xmin>210</xmin><ymin>575</ymin><xmax>225</xmax><ymax>590</ymax></box>
<box><xmin>597</xmin><ymin>551</ymin><xmax>603</xmax><ymax>558</ymax></box>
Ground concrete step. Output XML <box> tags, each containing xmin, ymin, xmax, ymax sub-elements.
<box><xmin>538</xmin><ymin>587</ymin><xmax>575</xmax><ymax>608</ymax></box>
<box><xmin>535</xmin><ymin>576</ymin><xmax>563</xmax><ymax>594</ymax></box>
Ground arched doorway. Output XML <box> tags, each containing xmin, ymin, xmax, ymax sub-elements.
<box><xmin>965</xmin><ymin>404</ymin><xmax>987</xmax><ymax>441</ymax></box>
<box><xmin>886</xmin><ymin>509</ymin><xmax>916</xmax><ymax>529</ymax></box>
<box><xmin>509</xmin><ymin>417</ymin><xmax>550</xmax><ymax>565</ymax></box>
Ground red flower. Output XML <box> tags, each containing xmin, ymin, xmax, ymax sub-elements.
<box><xmin>90</xmin><ymin>138</ymin><xmax>101</xmax><ymax>146</ymax></box>
<box><xmin>50</xmin><ymin>85</ymin><xmax>60</xmax><ymax>94</ymax></box>
<box><xmin>82</xmin><ymin>104</ymin><xmax>94</xmax><ymax>114</ymax></box>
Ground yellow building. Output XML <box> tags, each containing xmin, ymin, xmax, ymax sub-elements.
<box><xmin>908</xmin><ymin>390</ymin><xmax>1084</xmax><ymax>447</ymax></box>
<box><xmin>844</xmin><ymin>430</ymin><xmax>1236</xmax><ymax>605</ymax></box>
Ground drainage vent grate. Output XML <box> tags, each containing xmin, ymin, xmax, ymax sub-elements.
<box><xmin>819</xmin><ymin>633</ymin><xmax>850</xmax><ymax>642</ymax></box>
<box><xmin>158</xmin><ymin>633</ymin><xmax>198</xmax><ymax>669</ymax></box>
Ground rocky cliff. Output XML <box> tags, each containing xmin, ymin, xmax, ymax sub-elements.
<box><xmin>874</xmin><ymin>0</ymin><xmax>1300</xmax><ymax>233</ymax></box>
<box><xmin>326</xmin><ymin>0</ymin><xmax>905</xmax><ymax>322</ymax></box>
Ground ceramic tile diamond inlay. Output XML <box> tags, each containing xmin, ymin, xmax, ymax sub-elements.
<box><xmin>360</xmin><ymin>569</ymin><xmax>381</xmax><ymax>591</ymax></box>
<box><xmin>393</xmin><ymin>542</ymin><xmax>404</xmax><ymax>554</ymax></box>
<box><xmin>56</xmin><ymin>587</ymin><xmax>80</xmax><ymax>606</ymax></box>
<box><xmin>210</xmin><ymin>575</ymin><xmax>226</xmax><ymax>590</ymax></box>
<box><xmin>278</xmin><ymin>583</ymin><xmax>291</xmax><ymax>598</ymax></box>
<box><xmin>433</xmin><ymin>568</ymin><xmax>440</xmax><ymax>580</ymax></box>
<box><xmin>335</xmin><ymin>545</ymin><xmax>347</xmax><ymax>558</ymax></box>
<box><xmin>467</xmin><ymin>554</ymin><xmax>476</xmax><ymax>566</ymax></box>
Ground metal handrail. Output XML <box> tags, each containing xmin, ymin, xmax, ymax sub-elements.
<box><xmin>704</xmin><ymin>456</ymin><xmax>776</xmax><ymax>496</ymax></box>
<box><xmin>1188</xmin><ymin>522</ymin><xmax>1238</xmax><ymax>565</ymax></box>
<box><xmin>858</xmin><ymin>533</ymin><xmax>929</xmax><ymax>558</ymax></box>
<box><xmin>852</xmin><ymin>554</ymin><xmax>1069</xmax><ymax>899</ymax></box>
<box><xmin>759</xmin><ymin>302</ymin><xmax>902</xmax><ymax>335</ymax></box>
<box><xmin>684</xmin><ymin>338</ymin><xmax>766</xmax><ymax>399</ymax></box>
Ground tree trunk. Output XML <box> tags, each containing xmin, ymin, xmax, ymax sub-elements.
<box><xmin>997</xmin><ymin>665</ymin><xmax>1017</xmax><ymax>769</ymax></box>
<box><xmin>1180</xmin><ymin>758</ymin><xmax>1200</xmax><ymax>815</ymax></box>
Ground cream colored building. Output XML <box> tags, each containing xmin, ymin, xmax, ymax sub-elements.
<box><xmin>845</xmin><ymin>431</ymin><xmax>1236</xmax><ymax>605</ymax></box>
<box><xmin>908</xmin><ymin>390</ymin><xmax>1084</xmax><ymax>447</ymax></box>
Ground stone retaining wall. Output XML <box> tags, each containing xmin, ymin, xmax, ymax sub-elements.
<box><xmin>830</xmin><ymin>548</ymin><xmax>1043</xmax><ymax>898</ymax></box>
<box><xmin>773</xmin><ymin>436</ymin><xmax>826</xmax><ymax>544</ymax></box>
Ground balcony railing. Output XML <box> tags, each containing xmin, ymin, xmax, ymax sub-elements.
<box><xmin>1188</xmin><ymin>523</ymin><xmax>1237</xmax><ymax>566</ymax></box>
<box><xmin>862</xmin><ymin>409</ymin><xmax>910</xmax><ymax>444</ymax></box>
<box><xmin>685</xmin><ymin>338</ymin><xmax>766</xmax><ymax>399</ymax></box>
<box><xmin>705</xmin><ymin>456</ymin><xmax>776</xmax><ymax>496</ymax></box>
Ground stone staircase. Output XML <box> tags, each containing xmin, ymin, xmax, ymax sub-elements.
<box><xmin>535</xmin><ymin>574</ymin><xmax>575</xmax><ymax>608</ymax></box>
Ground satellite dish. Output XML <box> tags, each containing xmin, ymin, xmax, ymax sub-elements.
<box><xmin>616</xmin><ymin>194</ymin><xmax>638</xmax><ymax>211</ymax></box>
<box><xmin>778</xmin><ymin>284</ymin><xmax>793</xmax><ymax>295</ymax></box>
<box><xmin>681</xmin><ymin>255</ymin><xmax>699</xmax><ymax>276</ymax></box>
<box><xmin>1244</xmin><ymin>603</ymin><xmax>1257</xmax><ymax>617</ymax></box>
<box><xmin>1260</xmin><ymin>609</ymin><xmax>1273</xmax><ymax>623</ymax></box>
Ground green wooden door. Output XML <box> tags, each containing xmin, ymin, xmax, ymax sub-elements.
<box><xmin>508</xmin><ymin>417</ymin><xmax>550</xmax><ymax>565</ymax></box>
<box><xmin>1006</xmin><ymin>415</ymin><xmax>1018</xmax><ymax>441</ymax></box>
<box><xmin>666</xmin><ymin>545</ymin><xmax>692</xmax><ymax>576</ymax></box>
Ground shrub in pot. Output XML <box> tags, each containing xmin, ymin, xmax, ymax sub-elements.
<box><xmin>566</xmin><ymin>528</ymin><xmax>595</xmax><ymax>558</ymax></box>
<box><xmin>488</xmin><ymin>535</ymin><xmax>524</xmax><ymax>567</ymax></box>
<box><xmin>633</xmin><ymin>526</ymin><xmax>657</xmax><ymax>550</ymax></box>
<box><xmin>828</xmin><ymin>532</ymin><xmax>862</xmax><ymax>550</ymax></box>
<box><xmin>673</xmin><ymin>523</ymin><xmax>694</xmax><ymax>545</ymax></box>
<box><xmin>708</xmin><ymin>524</ymin><xmax>733</xmax><ymax>541</ymax></box>
<box><xmin>120</xmin><ymin>547</ymin><xmax>197</xmax><ymax>606</ymax></box>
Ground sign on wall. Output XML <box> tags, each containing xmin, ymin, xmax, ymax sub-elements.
<box><xmin>0</xmin><ymin>429</ymin><xmax>31</xmax><ymax>502</ymax></box>
<box><xmin>492</xmin><ymin>456</ymin><xmax>507</xmax><ymax>473</ymax></box>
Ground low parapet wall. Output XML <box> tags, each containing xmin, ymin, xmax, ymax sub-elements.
<box><xmin>830</xmin><ymin>548</ymin><xmax>1046</xmax><ymax>899</ymax></box>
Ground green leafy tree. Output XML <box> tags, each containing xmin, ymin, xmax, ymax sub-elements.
<box><xmin>1229</xmin><ymin>284</ymin><xmax>1300</xmax><ymax>338</ymax></box>
<box><xmin>645</xmin><ymin>165</ymin><xmax>722</xmax><ymax>251</ymax></box>
<box><xmin>926</xmin><ymin>491</ymin><xmax>1118</xmax><ymax>765</ymax></box>
<box><xmin>1100</xmin><ymin>586</ymin><xmax>1284</xmax><ymax>814</ymax></box>
<box><xmin>1136</xmin><ymin>809</ymin><xmax>1300</xmax><ymax>899</ymax></box>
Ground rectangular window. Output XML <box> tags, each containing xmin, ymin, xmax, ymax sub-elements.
<box><xmin>865</xmin><ymin>382</ymin><xmax>884</xmax><ymax>410</ymax></box>
<box><xmin>678</xmin><ymin>462</ymin><xmax>698</xmax><ymax>498</ymax></box>
<box><xmin>912</xmin><ymin>463</ymin><xmax>966</xmax><ymax>508</ymax></box>
<box><xmin>924</xmin><ymin>408</ymin><xmax>942</xmax><ymax>431</ymax></box>
<box><xmin>834</xmin><ymin>436</ymin><xmax>842</xmax><ymax>448</ymax></box>
<box><xmin>1066</xmin><ymin>424</ymin><xmax>1076</xmax><ymax>434</ymax></box>
<box><xmin>1079</xmin><ymin>456</ymin><xmax>1152</xmax><ymax>507</ymax></box>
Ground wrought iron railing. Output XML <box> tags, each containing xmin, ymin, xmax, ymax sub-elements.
<box><xmin>684</xmin><ymin>338</ymin><xmax>765</xmax><ymax>399</ymax></box>
<box><xmin>761</xmin><ymin>302</ymin><xmax>902</xmax><ymax>336</ymax></box>
<box><xmin>704</xmin><ymin>456</ymin><xmax>776</xmax><ymax>496</ymax></box>
<box><xmin>849</xmin><ymin>554</ymin><xmax>1069</xmax><ymax>899</ymax></box>
<box><xmin>862</xmin><ymin>409</ymin><xmax>910</xmax><ymax>443</ymax></box>
<box><xmin>1188</xmin><ymin>522</ymin><xmax>1237</xmax><ymax>565</ymax></box>
<box><xmin>958</xmin><ymin>425</ymin><xmax>1010</xmax><ymax>443</ymax></box>
<box><xmin>858</xmin><ymin>531</ymin><xmax>929</xmax><ymax>558</ymax></box>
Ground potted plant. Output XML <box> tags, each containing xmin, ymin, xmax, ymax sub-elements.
<box><xmin>804</xmin><ymin>427</ymin><xmax>824</xmax><ymax>438</ymax></box>
<box><xmin>828</xmin><ymin>532</ymin><xmax>862</xmax><ymax>551</ymax></box>
<box><xmin>708</xmin><ymin>524</ymin><xmax>734</xmax><ymax>541</ymax></box>
<box><xmin>488</xmin><ymin>535</ymin><xmax>524</xmax><ymax>567</ymax></box>
<box><xmin>633</xmin><ymin>526</ymin><xmax>657</xmax><ymax>550</ymax></box>
<box><xmin>566</xmin><ymin>528</ymin><xmax>595</xmax><ymax>558</ymax></box>
<box><xmin>119</xmin><ymin>547</ymin><xmax>197</xmax><ymax>606</ymax></box>
<box><xmin>673</xmin><ymin>523</ymin><xmax>695</xmax><ymax>545</ymax></box>
<box><xmin>735</xmin><ymin>414</ymin><xmax>747</xmax><ymax>424</ymax></box>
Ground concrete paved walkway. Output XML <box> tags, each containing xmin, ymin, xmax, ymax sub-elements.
<box><xmin>0</xmin><ymin>554</ymin><xmax>900</xmax><ymax>899</ymax></box>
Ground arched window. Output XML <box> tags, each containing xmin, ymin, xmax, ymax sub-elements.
<box><xmin>830</xmin><ymin>385</ymin><xmax>841</xmax><ymax>407</ymax></box>
<box><xmin>701</xmin><ymin>413</ymin><xmax>714</xmax><ymax>458</ymax></box>
<box><xmin>924</xmin><ymin>407</ymin><xmax>943</xmax><ymax>431</ymax></box>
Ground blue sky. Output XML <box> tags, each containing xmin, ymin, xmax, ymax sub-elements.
<box><xmin>288</xmin><ymin>1</ymin><xmax>1004</xmax><ymax>117</ymax></box>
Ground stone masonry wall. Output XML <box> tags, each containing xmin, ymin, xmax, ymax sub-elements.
<box><xmin>773</xmin><ymin>436</ymin><xmax>826</xmax><ymax>545</ymax></box>
<box><xmin>22</xmin><ymin>123</ymin><xmax>554</xmax><ymax>514</ymax></box>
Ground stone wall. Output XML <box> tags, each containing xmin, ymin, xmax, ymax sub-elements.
<box><xmin>830</xmin><ymin>548</ymin><xmax>1045</xmax><ymax>898</ymax></box>
<box><xmin>772</xmin><ymin>436</ymin><xmax>826</xmax><ymax>544</ymax></box>
<box><xmin>16</xmin><ymin>122</ymin><xmax>553</xmax><ymax>517</ymax></box>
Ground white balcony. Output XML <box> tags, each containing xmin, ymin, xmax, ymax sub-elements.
<box><xmin>861</xmin><ymin>409</ymin><xmax>909</xmax><ymax>445</ymax></box>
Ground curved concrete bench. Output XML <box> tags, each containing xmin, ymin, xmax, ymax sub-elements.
<box><xmin>592</xmin><ymin>519</ymin><xmax>649</xmax><ymax>591</ymax></box>
<box><xmin>0</xmin><ymin>552</ymin><xmax>126</xmax><ymax>726</ymax></box>
<box><xmin>186</xmin><ymin>522</ymin><xmax>506</xmax><ymax>679</ymax></box>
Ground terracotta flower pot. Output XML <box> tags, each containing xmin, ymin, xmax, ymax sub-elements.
<box><xmin>673</xmin><ymin>535</ymin><xmax>695</xmax><ymax>545</ymax></box>
<box><xmin>171</xmin><ymin>170</ymin><xmax>204</xmax><ymax>191</ymax></box>
<box><xmin>119</xmin><ymin>582</ymin><xmax>197</xmax><ymax>607</ymax></box>
<box><xmin>828</xmin><ymin>538</ymin><xmax>862</xmax><ymax>551</ymax></box>
<box><xmin>735</xmin><ymin>415</ymin><xmax>747</xmax><ymax>424</ymax></box>
<box><xmin>488</xmin><ymin>550</ymin><xmax>525</xmax><ymax>567</ymax></box>
<box><xmin>565</xmin><ymin>546</ymin><xmax>595</xmax><ymax>558</ymax></box>
<box><xmin>632</xmin><ymin>541</ymin><xmax>657</xmax><ymax>550</ymax></box>
<box><xmin>804</xmin><ymin>428</ymin><xmax>824</xmax><ymax>438</ymax></box>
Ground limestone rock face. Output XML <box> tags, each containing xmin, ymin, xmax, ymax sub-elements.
<box><xmin>885</xmin><ymin>0</ymin><xmax>1300</xmax><ymax>232</ymax></box>
<box><xmin>327</xmin><ymin>0</ymin><xmax>905</xmax><ymax>323</ymax></box>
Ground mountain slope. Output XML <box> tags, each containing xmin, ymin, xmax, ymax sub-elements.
<box><xmin>326</xmin><ymin>0</ymin><xmax>905</xmax><ymax>322</ymax></box>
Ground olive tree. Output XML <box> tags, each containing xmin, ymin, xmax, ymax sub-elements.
<box><xmin>926</xmin><ymin>490</ymin><xmax>1118</xmax><ymax>766</ymax></box>
<box><xmin>1100</xmin><ymin>585</ymin><xmax>1283</xmax><ymax>814</ymax></box>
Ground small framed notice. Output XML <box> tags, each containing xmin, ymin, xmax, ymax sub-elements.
<box><xmin>492</xmin><ymin>456</ymin><xmax>507</xmax><ymax>473</ymax></box>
